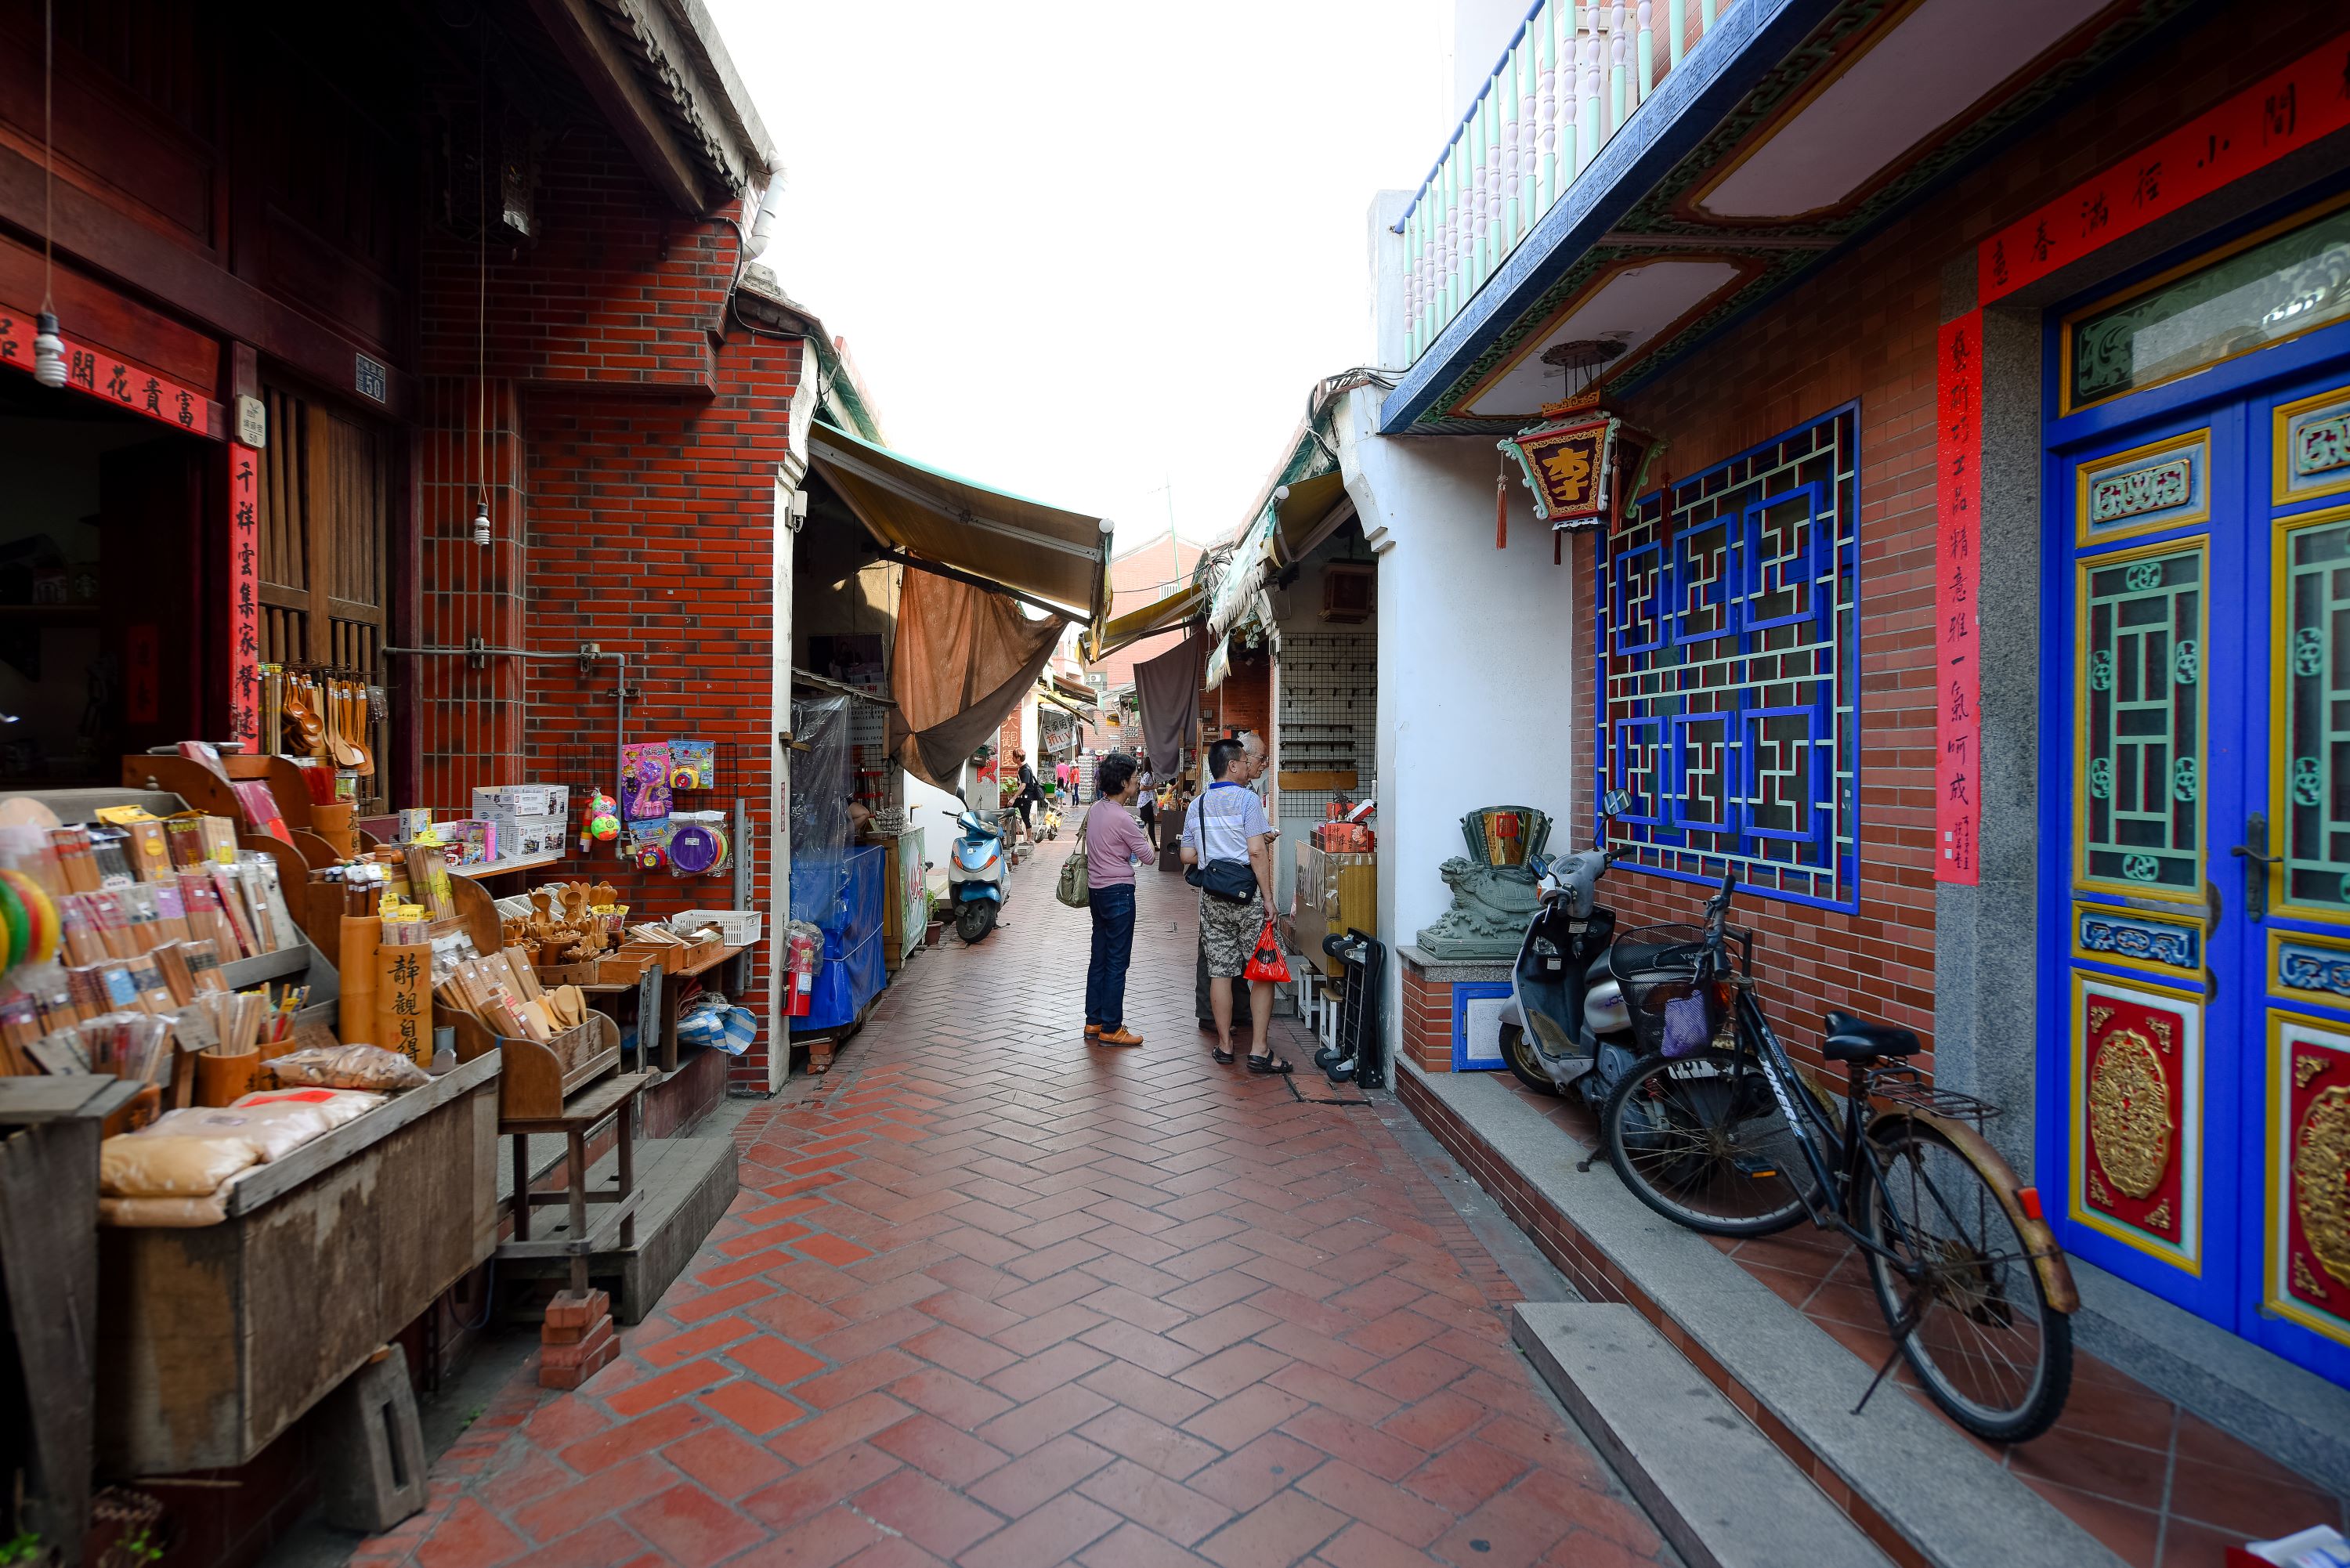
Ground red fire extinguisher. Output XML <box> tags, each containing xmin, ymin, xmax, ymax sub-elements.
<box><xmin>784</xmin><ymin>927</ymin><xmax>822</xmax><ymax>1018</ymax></box>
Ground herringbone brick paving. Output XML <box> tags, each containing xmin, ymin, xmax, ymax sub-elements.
<box><xmin>356</xmin><ymin>865</ymin><xmax>1674</xmax><ymax>1567</ymax></box>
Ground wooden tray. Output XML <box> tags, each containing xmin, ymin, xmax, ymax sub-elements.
<box><xmin>443</xmin><ymin>1010</ymin><xmax>620</xmax><ymax>1122</ymax></box>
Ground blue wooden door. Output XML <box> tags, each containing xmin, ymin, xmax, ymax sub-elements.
<box><xmin>2044</xmin><ymin>316</ymin><xmax>2350</xmax><ymax>1389</ymax></box>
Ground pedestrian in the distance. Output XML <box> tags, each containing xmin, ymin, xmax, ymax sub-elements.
<box><xmin>1181</xmin><ymin>737</ymin><xmax>1288</xmax><ymax>1073</ymax></box>
<box><xmin>1083</xmin><ymin>752</ymin><xmax>1153</xmax><ymax>1047</ymax></box>
<box><xmin>1136</xmin><ymin>760</ymin><xmax>1159</xmax><ymax>849</ymax></box>
<box><xmin>1012</xmin><ymin>749</ymin><xmax>1042</xmax><ymax>844</ymax></box>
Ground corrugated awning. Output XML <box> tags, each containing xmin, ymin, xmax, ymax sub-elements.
<box><xmin>809</xmin><ymin>421</ymin><xmax>1110</xmax><ymax>621</ymax></box>
<box><xmin>1084</xmin><ymin>581</ymin><xmax>1205</xmax><ymax>661</ymax></box>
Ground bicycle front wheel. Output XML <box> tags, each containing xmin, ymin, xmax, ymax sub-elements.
<box><xmin>1861</xmin><ymin>1120</ymin><xmax>2072</xmax><ymax>1443</ymax></box>
<box><xmin>1601</xmin><ymin>1050</ymin><xmax>1811</xmax><ymax>1237</ymax></box>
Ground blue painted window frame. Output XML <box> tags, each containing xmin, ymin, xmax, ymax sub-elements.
<box><xmin>1594</xmin><ymin>403</ymin><xmax>1862</xmax><ymax>912</ymax></box>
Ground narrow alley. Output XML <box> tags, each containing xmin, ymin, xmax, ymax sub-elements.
<box><xmin>355</xmin><ymin>871</ymin><xmax>1671</xmax><ymax>1568</ymax></box>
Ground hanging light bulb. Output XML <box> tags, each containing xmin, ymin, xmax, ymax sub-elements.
<box><xmin>31</xmin><ymin>312</ymin><xmax>65</xmax><ymax>388</ymax></box>
<box><xmin>472</xmin><ymin>494</ymin><xmax>491</xmax><ymax>546</ymax></box>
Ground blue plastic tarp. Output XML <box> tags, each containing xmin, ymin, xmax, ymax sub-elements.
<box><xmin>793</xmin><ymin>844</ymin><xmax>886</xmax><ymax>1032</ymax></box>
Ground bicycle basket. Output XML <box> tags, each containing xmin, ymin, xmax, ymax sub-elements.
<box><xmin>1611</xmin><ymin>924</ymin><xmax>1720</xmax><ymax>1055</ymax></box>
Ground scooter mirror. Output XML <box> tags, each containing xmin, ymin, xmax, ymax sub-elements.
<box><xmin>1600</xmin><ymin>788</ymin><xmax>1632</xmax><ymax>818</ymax></box>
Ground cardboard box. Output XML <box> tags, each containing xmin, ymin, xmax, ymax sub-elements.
<box><xmin>436</xmin><ymin>818</ymin><xmax>497</xmax><ymax>865</ymax></box>
<box><xmin>486</xmin><ymin>813</ymin><xmax>566</xmax><ymax>857</ymax></box>
<box><xmin>472</xmin><ymin>784</ymin><xmax>569</xmax><ymax>820</ymax></box>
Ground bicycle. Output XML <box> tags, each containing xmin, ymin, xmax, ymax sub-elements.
<box><xmin>1598</xmin><ymin>872</ymin><xmax>2078</xmax><ymax>1443</ymax></box>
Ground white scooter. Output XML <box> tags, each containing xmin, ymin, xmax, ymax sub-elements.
<box><xmin>942</xmin><ymin>805</ymin><xmax>1010</xmax><ymax>942</ymax></box>
<box><xmin>1497</xmin><ymin>789</ymin><xmax>1694</xmax><ymax>1112</ymax></box>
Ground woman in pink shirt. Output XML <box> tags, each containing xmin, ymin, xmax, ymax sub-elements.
<box><xmin>1083</xmin><ymin>752</ymin><xmax>1155</xmax><ymax>1046</ymax></box>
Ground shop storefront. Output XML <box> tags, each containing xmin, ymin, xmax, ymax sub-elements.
<box><xmin>1329</xmin><ymin>0</ymin><xmax>2350</xmax><ymax>1514</ymax></box>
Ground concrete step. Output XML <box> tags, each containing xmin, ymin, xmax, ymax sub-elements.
<box><xmin>1513</xmin><ymin>1302</ymin><xmax>1890</xmax><ymax>1568</ymax></box>
<box><xmin>1401</xmin><ymin>1059</ymin><xmax>2128</xmax><ymax>1568</ymax></box>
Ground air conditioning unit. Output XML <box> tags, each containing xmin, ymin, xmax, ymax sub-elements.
<box><xmin>1321</xmin><ymin>563</ymin><xmax>1375</xmax><ymax>623</ymax></box>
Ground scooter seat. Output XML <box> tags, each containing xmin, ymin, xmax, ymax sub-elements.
<box><xmin>1822</xmin><ymin>1010</ymin><xmax>1921</xmax><ymax>1062</ymax></box>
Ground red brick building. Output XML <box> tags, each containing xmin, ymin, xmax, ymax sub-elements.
<box><xmin>1336</xmin><ymin>0</ymin><xmax>2350</xmax><ymax>1501</ymax></box>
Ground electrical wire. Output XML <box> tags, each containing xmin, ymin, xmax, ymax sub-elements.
<box><xmin>39</xmin><ymin>0</ymin><xmax>52</xmax><ymax>313</ymax></box>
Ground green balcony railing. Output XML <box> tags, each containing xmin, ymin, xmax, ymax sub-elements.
<box><xmin>1396</xmin><ymin>0</ymin><xmax>1735</xmax><ymax>365</ymax></box>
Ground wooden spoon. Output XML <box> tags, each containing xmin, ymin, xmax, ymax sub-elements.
<box><xmin>282</xmin><ymin>676</ymin><xmax>323</xmax><ymax>756</ymax></box>
<box><xmin>326</xmin><ymin>681</ymin><xmax>363</xmax><ymax>769</ymax></box>
<box><xmin>349</xmin><ymin>681</ymin><xmax>378</xmax><ymax>778</ymax></box>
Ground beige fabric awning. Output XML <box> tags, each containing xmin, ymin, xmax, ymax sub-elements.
<box><xmin>809</xmin><ymin>421</ymin><xmax>1110</xmax><ymax>621</ymax></box>
<box><xmin>1084</xmin><ymin>581</ymin><xmax>1205</xmax><ymax>661</ymax></box>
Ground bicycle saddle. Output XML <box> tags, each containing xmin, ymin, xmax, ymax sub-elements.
<box><xmin>1822</xmin><ymin>1010</ymin><xmax>1922</xmax><ymax>1062</ymax></box>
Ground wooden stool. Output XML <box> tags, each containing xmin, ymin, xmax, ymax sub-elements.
<box><xmin>499</xmin><ymin>1071</ymin><xmax>653</xmax><ymax>1296</ymax></box>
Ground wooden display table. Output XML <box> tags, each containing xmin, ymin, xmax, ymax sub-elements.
<box><xmin>498</xmin><ymin>1071</ymin><xmax>651</xmax><ymax>1297</ymax></box>
<box><xmin>94</xmin><ymin>1054</ymin><xmax>501</xmax><ymax>1474</ymax></box>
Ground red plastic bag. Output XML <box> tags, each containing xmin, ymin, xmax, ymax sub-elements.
<box><xmin>1242</xmin><ymin>920</ymin><xmax>1292</xmax><ymax>985</ymax></box>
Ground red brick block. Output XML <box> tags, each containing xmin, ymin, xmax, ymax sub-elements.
<box><xmin>545</xmin><ymin>1288</ymin><xmax>610</xmax><ymax>1336</ymax></box>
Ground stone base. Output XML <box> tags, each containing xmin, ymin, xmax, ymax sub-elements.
<box><xmin>1396</xmin><ymin>945</ymin><xmax>1512</xmax><ymax>1073</ymax></box>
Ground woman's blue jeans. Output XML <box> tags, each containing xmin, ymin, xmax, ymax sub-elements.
<box><xmin>1086</xmin><ymin>884</ymin><xmax>1137</xmax><ymax>1029</ymax></box>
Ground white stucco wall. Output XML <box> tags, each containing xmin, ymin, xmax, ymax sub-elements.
<box><xmin>1334</xmin><ymin>387</ymin><xmax>1583</xmax><ymax>1068</ymax></box>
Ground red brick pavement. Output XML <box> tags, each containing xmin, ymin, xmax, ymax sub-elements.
<box><xmin>356</xmin><ymin>866</ymin><xmax>1674</xmax><ymax>1567</ymax></box>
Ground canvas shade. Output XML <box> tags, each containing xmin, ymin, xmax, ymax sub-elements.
<box><xmin>808</xmin><ymin>421</ymin><xmax>1109</xmax><ymax>620</ymax></box>
<box><xmin>1086</xmin><ymin>580</ymin><xmax>1205</xmax><ymax>660</ymax></box>
<box><xmin>885</xmin><ymin>568</ymin><xmax>1062</xmax><ymax>789</ymax></box>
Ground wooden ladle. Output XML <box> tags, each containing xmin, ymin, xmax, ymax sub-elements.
<box><xmin>326</xmin><ymin>681</ymin><xmax>363</xmax><ymax>769</ymax></box>
<box><xmin>282</xmin><ymin>676</ymin><xmax>323</xmax><ymax>756</ymax></box>
<box><xmin>346</xmin><ymin>681</ymin><xmax>378</xmax><ymax>778</ymax></box>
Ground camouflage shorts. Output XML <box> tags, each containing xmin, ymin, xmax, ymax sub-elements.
<box><xmin>1198</xmin><ymin>888</ymin><xmax>1268</xmax><ymax>978</ymax></box>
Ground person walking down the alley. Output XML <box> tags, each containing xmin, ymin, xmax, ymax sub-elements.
<box><xmin>1083</xmin><ymin>753</ymin><xmax>1154</xmax><ymax>1048</ymax></box>
<box><xmin>1012</xmin><ymin>749</ymin><xmax>1042</xmax><ymax>844</ymax></box>
<box><xmin>1136</xmin><ymin>761</ymin><xmax>1158</xmax><ymax>849</ymax></box>
<box><xmin>1182</xmin><ymin>737</ymin><xmax>1289</xmax><ymax>1074</ymax></box>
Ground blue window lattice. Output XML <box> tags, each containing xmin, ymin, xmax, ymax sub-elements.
<box><xmin>1596</xmin><ymin>403</ymin><xmax>1860</xmax><ymax>911</ymax></box>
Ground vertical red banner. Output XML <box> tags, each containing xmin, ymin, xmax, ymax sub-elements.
<box><xmin>1936</xmin><ymin>312</ymin><xmax>1983</xmax><ymax>885</ymax></box>
<box><xmin>228</xmin><ymin>443</ymin><xmax>262</xmax><ymax>750</ymax></box>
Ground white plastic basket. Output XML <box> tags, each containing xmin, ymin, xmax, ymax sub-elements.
<box><xmin>670</xmin><ymin>909</ymin><xmax>763</xmax><ymax>945</ymax></box>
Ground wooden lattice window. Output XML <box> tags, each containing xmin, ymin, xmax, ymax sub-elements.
<box><xmin>255</xmin><ymin>379</ymin><xmax>392</xmax><ymax>811</ymax></box>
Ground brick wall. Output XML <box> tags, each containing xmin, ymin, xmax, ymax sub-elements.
<box><xmin>1215</xmin><ymin>647</ymin><xmax>1271</xmax><ymax>740</ymax></box>
<box><xmin>414</xmin><ymin>110</ymin><xmax>800</xmax><ymax>1091</ymax></box>
<box><xmin>1398</xmin><ymin>957</ymin><xmax>1455</xmax><ymax>1073</ymax></box>
<box><xmin>1567</xmin><ymin>3</ymin><xmax>2307</xmax><ymax>1080</ymax></box>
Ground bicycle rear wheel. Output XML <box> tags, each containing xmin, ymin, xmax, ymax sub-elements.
<box><xmin>1601</xmin><ymin>1050</ymin><xmax>1811</xmax><ymax>1237</ymax></box>
<box><xmin>1861</xmin><ymin>1120</ymin><xmax>2071</xmax><ymax>1443</ymax></box>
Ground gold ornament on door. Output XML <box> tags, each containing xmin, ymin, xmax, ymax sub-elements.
<box><xmin>2087</xmin><ymin>1028</ymin><xmax>2171</xmax><ymax>1200</ymax></box>
<box><xmin>2293</xmin><ymin>1085</ymin><xmax>2350</xmax><ymax>1288</ymax></box>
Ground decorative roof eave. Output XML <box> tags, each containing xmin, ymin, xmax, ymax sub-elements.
<box><xmin>1380</xmin><ymin>0</ymin><xmax>2193</xmax><ymax>435</ymax></box>
<box><xmin>530</xmin><ymin>0</ymin><xmax>778</xmax><ymax>215</ymax></box>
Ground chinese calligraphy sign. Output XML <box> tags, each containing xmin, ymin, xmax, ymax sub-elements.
<box><xmin>0</xmin><ymin>305</ymin><xmax>226</xmax><ymax>439</ymax></box>
<box><xmin>1980</xmin><ymin>31</ymin><xmax>2350</xmax><ymax>302</ymax></box>
<box><xmin>1499</xmin><ymin>415</ymin><xmax>1620</xmax><ymax>529</ymax></box>
<box><xmin>1937</xmin><ymin>312</ymin><xmax>1984</xmax><ymax>885</ymax></box>
<box><xmin>228</xmin><ymin>444</ymin><xmax>262</xmax><ymax>750</ymax></box>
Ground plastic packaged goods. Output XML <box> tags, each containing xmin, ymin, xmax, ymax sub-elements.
<box><xmin>232</xmin><ymin>1086</ymin><xmax>383</xmax><ymax>1127</ymax></box>
<box><xmin>100</xmin><ymin>1194</ymin><xmax>230</xmax><ymax>1227</ymax></box>
<box><xmin>135</xmin><ymin>1101</ymin><xmax>337</xmax><ymax>1162</ymax></box>
<box><xmin>266</xmin><ymin>1043</ymin><xmax>432</xmax><ymax>1092</ymax></box>
<box><xmin>99</xmin><ymin>1133</ymin><xmax>260</xmax><ymax>1197</ymax></box>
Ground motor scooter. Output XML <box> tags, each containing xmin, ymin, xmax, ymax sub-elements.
<box><xmin>1497</xmin><ymin>789</ymin><xmax>1690</xmax><ymax>1114</ymax></box>
<box><xmin>941</xmin><ymin>805</ymin><xmax>1010</xmax><ymax>942</ymax></box>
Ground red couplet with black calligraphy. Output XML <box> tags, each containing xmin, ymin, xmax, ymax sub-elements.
<box><xmin>228</xmin><ymin>444</ymin><xmax>262</xmax><ymax>750</ymax></box>
<box><xmin>1936</xmin><ymin>312</ymin><xmax>1983</xmax><ymax>885</ymax></box>
<box><xmin>1979</xmin><ymin>31</ymin><xmax>2350</xmax><ymax>303</ymax></box>
<box><xmin>0</xmin><ymin>305</ymin><xmax>226</xmax><ymax>439</ymax></box>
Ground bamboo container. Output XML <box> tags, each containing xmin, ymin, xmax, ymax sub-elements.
<box><xmin>339</xmin><ymin>916</ymin><xmax>380</xmax><ymax>1046</ymax></box>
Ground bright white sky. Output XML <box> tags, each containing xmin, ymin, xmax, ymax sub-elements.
<box><xmin>707</xmin><ymin>1</ymin><xmax>1451</xmax><ymax>555</ymax></box>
